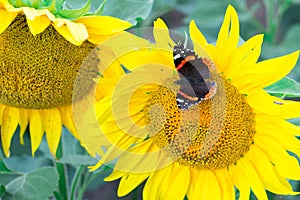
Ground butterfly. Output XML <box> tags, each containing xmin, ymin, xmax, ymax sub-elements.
<box><xmin>173</xmin><ymin>44</ymin><xmax>217</xmax><ymax>110</ymax></box>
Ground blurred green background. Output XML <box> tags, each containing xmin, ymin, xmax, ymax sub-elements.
<box><xmin>0</xmin><ymin>0</ymin><xmax>300</xmax><ymax>199</ymax></box>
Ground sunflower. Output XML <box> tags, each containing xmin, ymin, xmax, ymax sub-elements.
<box><xmin>81</xmin><ymin>5</ymin><xmax>300</xmax><ymax>200</ymax></box>
<box><xmin>0</xmin><ymin>0</ymin><xmax>132</xmax><ymax>157</ymax></box>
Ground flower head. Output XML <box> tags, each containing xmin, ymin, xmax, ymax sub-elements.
<box><xmin>0</xmin><ymin>0</ymin><xmax>131</xmax><ymax>157</ymax></box>
<box><xmin>80</xmin><ymin>5</ymin><xmax>300</xmax><ymax>200</ymax></box>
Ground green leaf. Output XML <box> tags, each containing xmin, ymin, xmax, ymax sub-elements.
<box><xmin>183</xmin><ymin>0</ymin><xmax>257</xmax><ymax>27</ymax></box>
<box><xmin>4</xmin><ymin>167</ymin><xmax>58</xmax><ymax>200</ymax></box>
<box><xmin>249</xmin><ymin>190</ymin><xmax>258</xmax><ymax>200</ymax></box>
<box><xmin>140</xmin><ymin>0</ymin><xmax>177</xmax><ymax>27</ymax></box>
<box><xmin>183</xmin><ymin>1</ymin><xmax>227</xmax><ymax>28</ymax></box>
<box><xmin>0</xmin><ymin>155</ymin><xmax>11</xmax><ymax>172</ymax></box>
<box><xmin>57</xmin><ymin>0</ymin><xmax>91</xmax><ymax>19</ymax></box>
<box><xmin>62</xmin><ymin>0</ymin><xmax>89</xmax><ymax>9</ymax></box>
<box><xmin>265</xmin><ymin>77</ymin><xmax>300</xmax><ymax>98</ymax></box>
<box><xmin>40</xmin><ymin>0</ymin><xmax>56</xmax><ymax>12</ymax></box>
<box><xmin>289</xmin><ymin>118</ymin><xmax>300</xmax><ymax>126</ymax></box>
<box><xmin>58</xmin><ymin>155</ymin><xmax>97</xmax><ymax>165</ymax></box>
<box><xmin>2</xmin><ymin>129</ymin><xmax>53</xmax><ymax>173</ymax></box>
<box><xmin>0</xmin><ymin>185</ymin><xmax>6</xmax><ymax>198</ymax></box>
<box><xmin>281</xmin><ymin>25</ymin><xmax>300</xmax><ymax>52</ymax></box>
<box><xmin>102</xmin><ymin>0</ymin><xmax>154</xmax><ymax>25</ymax></box>
<box><xmin>0</xmin><ymin>172</ymin><xmax>22</xmax><ymax>185</ymax></box>
<box><xmin>55</xmin><ymin>0</ymin><xmax>65</xmax><ymax>12</ymax></box>
<box><xmin>89</xmin><ymin>0</ymin><xmax>106</xmax><ymax>15</ymax></box>
<box><xmin>3</xmin><ymin>155</ymin><xmax>52</xmax><ymax>173</ymax></box>
<box><xmin>30</xmin><ymin>0</ymin><xmax>42</xmax><ymax>8</ymax></box>
<box><xmin>60</xmin><ymin>128</ymin><xmax>89</xmax><ymax>157</ymax></box>
<box><xmin>56</xmin><ymin>129</ymin><xmax>96</xmax><ymax>169</ymax></box>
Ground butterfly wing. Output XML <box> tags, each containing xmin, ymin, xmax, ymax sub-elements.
<box><xmin>173</xmin><ymin>44</ymin><xmax>216</xmax><ymax>110</ymax></box>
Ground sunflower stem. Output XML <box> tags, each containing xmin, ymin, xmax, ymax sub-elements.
<box><xmin>55</xmin><ymin>140</ymin><xmax>69</xmax><ymax>200</ymax></box>
<box><xmin>262</xmin><ymin>0</ymin><xmax>276</xmax><ymax>43</ymax></box>
<box><xmin>263</xmin><ymin>0</ymin><xmax>291</xmax><ymax>44</ymax></box>
<box><xmin>77</xmin><ymin>172</ymin><xmax>91</xmax><ymax>200</ymax></box>
<box><xmin>69</xmin><ymin>166</ymin><xmax>85</xmax><ymax>200</ymax></box>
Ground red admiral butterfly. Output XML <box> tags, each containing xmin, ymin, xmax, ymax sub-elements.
<box><xmin>173</xmin><ymin>44</ymin><xmax>217</xmax><ymax>110</ymax></box>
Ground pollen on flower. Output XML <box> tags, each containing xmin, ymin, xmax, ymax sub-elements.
<box><xmin>0</xmin><ymin>15</ymin><xmax>98</xmax><ymax>109</ymax></box>
<box><xmin>144</xmin><ymin>72</ymin><xmax>256</xmax><ymax>170</ymax></box>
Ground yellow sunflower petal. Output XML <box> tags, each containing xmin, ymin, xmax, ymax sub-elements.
<box><xmin>1</xmin><ymin>106</ymin><xmax>20</xmax><ymax>157</ymax></box>
<box><xmin>0</xmin><ymin>0</ymin><xmax>6</xmax><ymax>8</ymax></box>
<box><xmin>277</xmin><ymin>99</ymin><xmax>300</xmax><ymax>119</ymax></box>
<box><xmin>229</xmin><ymin>163</ymin><xmax>251</xmax><ymax>200</ymax></box>
<box><xmin>235</xmin><ymin>51</ymin><xmax>299</xmax><ymax>90</ymax></box>
<box><xmin>0</xmin><ymin>9</ymin><xmax>17</xmax><ymax>34</ymax></box>
<box><xmin>74</xmin><ymin>16</ymin><xmax>131</xmax><ymax>44</ymax></box>
<box><xmin>105</xmin><ymin>170</ymin><xmax>126</xmax><ymax>182</ymax></box>
<box><xmin>247</xmin><ymin>146</ymin><xmax>296</xmax><ymax>194</ymax></box>
<box><xmin>255</xmin><ymin>134</ymin><xmax>300</xmax><ymax>180</ymax></box>
<box><xmin>248</xmin><ymin>95</ymin><xmax>300</xmax><ymax>120</ymax></box>
<box><xmin>0</xmin><ymin>104</ymin><xmax>5</xmax><ymax>126</ymax></box>
<box><xmin>256</xmin><ymin>118</ymin><xmax>300</xmax><ymax>150</ymax></box>
<box><xmin>189</xmin><ymin>20</ymin><xmax>211</xmax><ymax>58</ymax></box>
<box><xmin>89</xmin><ymin>134</ymin><xmax>142</xmax><ymax>171</ymax></box>
<box><xmin>142</xmin><ymin>163</ymin><xmax>189</xmax><ymax>200</ymax></box>
<box><xmin>27</xmin><ymin>15</ymin><xmax>51</xmax><ymax>35</ymax></box>
<box><xmin>59</xmin><ymin>106</ymin><xmax>78</xmax><ymax>139</ymax></box>
<box><xmin>43</xmin><ymin>108</ymin><xmax>62</xmax><ymax>156</ymax></box>
<box><xmin>96</xmin><ymin>31</ymin><xmax>150</xmax><ymax>59</ymax></box>
<box><xmin>22</xmin><ymin>7</ymin><xmax>51</xmax><ymax>35</ymax></box>
<box><xmin>162</xmin><ymin>163</ymin><xmax>190</xmax><ymax>200</ymax></box>
<box><xmin>186</xmin><ymin>169</ymin><xmax>198</xmax><ymax>199</ymax></box>
<box><xmin>118</xmin><ymin>48</ymin><xmax>174</xmax><ymax>71</ymax></box>
<box><xmin>19</xmin><ymin>109</ymin><xmax>28</xmax><ymax>145</ymax></box>
<box><xmin>118</xmin><ymin>173</ymin><xmax>151</xmax><ymax>197</ymax></box>
<box><xmin>245</xmin><ymin>89</ymin><xmax>280</xmax><ymax>115</ymax></box>
<box><xmin>0</xmin><ymin>0</ymin><xmax>15</xmax><ymax>9</ymax></box>
<box><xmin>214</xmin><ymin>168</ymin><xmax>235</xmax><ymax>200</ymax></box>
<box><xmin>66</xmin><ymin>20</ymin><xmax>88</xmax><ymax>44</ymax></box>
<box><xmin>53</xmin><ymin>20</ymin><xmax>88</xmax><ymax>46</ymax></box>
<box><xmin>29</xmin><ymin>110</ymin><xmax>44</xmax><ymax>156</ymax></box>
<box><xmin>226</xmin><ymin>34</ymin><xmax>263</xmax><ymax>77</ymax></box>
<box><xmin>83</xmin><ymin>33</ymin><xmax>107</xmax><ymax>44</ymax></box>
<box><xmin>190</xmin><ymin>170</ymin><xmax>222</xmax><ymax>200</ymax></box>
<box><xmin>216</xmin><ymin>5</ymin><xmax>239</xmax><ymax>58</ymax></box>
<box><xmin>153</xmin><ymin>18</ymin><xmax>175</xmax><ymax>49</ymax></box>
<box><xmin>257</xmin><ymin>115</ymin><xmax>300</xmax><ymax>137</ymax></box>
<box><xmin>113</xmin><ymin>140</ymin><xmax>166</xmax><ymax>173</ymax></box>
<box><xmin>75</xmin><ymin>16</ymin><xmax>131</xmax><ymax>35</ymax></box>
<box><xmin>237</xmin><ymin>158</ymin><xmax>268</xmax><ymax>200</ymax></box>
<box><xmin>143</xmin><ymin>165</ymin><xmax>173</xmax><ymax>200</ymax></box>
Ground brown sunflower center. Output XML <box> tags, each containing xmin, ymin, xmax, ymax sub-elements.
<box><xmin>144</xmin><ymin>72</ymin><xmax>256</xmax><ymax>170</ymax></box>
<box><xmin>0</xmin><ymin>15</ymin><xmax>98</xmax><ymax>109</ymax></box>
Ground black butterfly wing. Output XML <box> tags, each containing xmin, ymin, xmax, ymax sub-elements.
<box><xmin>177</xmin><ymin>58</ymin><xmax>211</xmax><ymax>100</ymax></box>
<box><xmin>173</xmin><ymin>44</ymin><xmax>215</xmax><ymax>110</ymax></box>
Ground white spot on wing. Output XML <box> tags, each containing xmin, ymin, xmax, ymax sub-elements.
<box><xmin>174</xmin><ymin>54</ymin><xmax>181</xmax><ymax>60</ymax></box>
